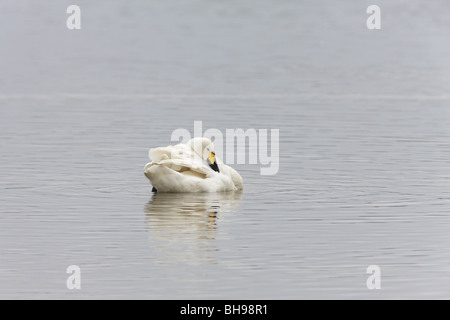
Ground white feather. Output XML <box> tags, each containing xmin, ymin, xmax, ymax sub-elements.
<box><xmin>144</xmin><ymin>137</ymin><xmax>243</xmax><ymax>192</ymax></box>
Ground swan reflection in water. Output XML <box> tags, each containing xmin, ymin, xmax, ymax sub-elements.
<box><xmin>144</xmin><ymin>192</ymin><xmax>242</xmax><ymax>265</ymax></box>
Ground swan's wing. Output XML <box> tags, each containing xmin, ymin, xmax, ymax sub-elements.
<box><xmin>158</xmin><ymin>158</ymin><xmax>214</xmax><ymax>177</ymax></box>
<box><xmin>149</xmin><ymin>144</ymin><xmax>193</xmax><ymax>162</ymax></box>
<box><xmin>148</xmin><ymin>144</ymin><xmax>214</xmax><ymax>178</ymax></box>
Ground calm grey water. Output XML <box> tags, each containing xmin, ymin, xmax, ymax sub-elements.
<box><xmin>1</xmin><ymin>0</ymin><xmax>450</xmax><ymax>299</ymax></box>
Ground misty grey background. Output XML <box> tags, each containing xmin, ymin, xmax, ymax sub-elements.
<box><xmin>1</xmin><ymin>0</ymin><xmax>449</xmax><ymax>299</ymax></box>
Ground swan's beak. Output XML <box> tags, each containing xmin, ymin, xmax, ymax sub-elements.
<box><xmin>207</xmin><ymin>152</ymin><xmax>220</xmax><ymax>173</ymax></box>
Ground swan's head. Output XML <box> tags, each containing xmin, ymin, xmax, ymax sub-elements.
<box><xmin>187</xmin><ymin>137</ymin><xmax>220</xmax><ymax>173</ymax></box>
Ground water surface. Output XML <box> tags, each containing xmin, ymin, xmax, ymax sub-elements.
<box><xmin>1</xmin><ymin>0</ymin><xmax>450</xmax><ymax>299</ymax></box>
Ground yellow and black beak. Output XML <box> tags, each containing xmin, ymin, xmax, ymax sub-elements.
<box><xmin>207</xmin><ymin>152</ymin><xmax>220</xmax><ymax>173</ymax></box>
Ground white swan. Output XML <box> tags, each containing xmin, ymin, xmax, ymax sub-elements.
<box><xmin>144</xmin><ymin>137</ymin><xmax>243</xmax><ymax>192</ymax></box>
